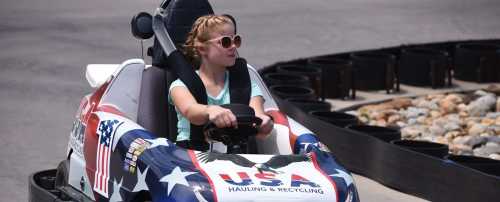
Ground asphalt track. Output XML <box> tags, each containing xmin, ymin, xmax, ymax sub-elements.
<box><xmin>1</xmin><ymin>0</ymin><xmax>500</xmax><ymax>201</ymax></box>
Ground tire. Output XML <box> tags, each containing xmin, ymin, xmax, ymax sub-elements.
<box><xmin>54</xmin><ymin>160</ymin><xmax>69</xmax><ymax>188</ymax></box>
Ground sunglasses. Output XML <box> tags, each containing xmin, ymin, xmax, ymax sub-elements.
<box><xmin>206</xmin><ymin>35</ymin><xmax>242</xmax><ymax>49</ymax></box>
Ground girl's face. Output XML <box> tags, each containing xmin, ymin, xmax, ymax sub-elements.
<box><xmin>199</xmin><ymin>23</ymin><xmax>238</xmax><ymax>68</ymax></box>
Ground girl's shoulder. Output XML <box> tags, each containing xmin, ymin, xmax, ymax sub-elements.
<box><xmin>169</xmin><ymin>79</ymin><xmax>187</xmax><ymax>91</ymax></box>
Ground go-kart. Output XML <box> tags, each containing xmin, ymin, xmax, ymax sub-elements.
<box><xmin>29</xmin><ymin>0</ymin><xmax>359</xmax><ymax>201</ymax></box>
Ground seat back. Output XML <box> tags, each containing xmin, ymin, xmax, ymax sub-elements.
<box><xmin>137</xmin><ymin>66</ymin><xmax>169</xmax><ymax>138</ymax></box>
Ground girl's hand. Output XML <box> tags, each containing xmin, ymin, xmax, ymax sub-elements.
<box><xmin>256</xmin><ymin>114</ymin><xmax>274</xmax><ymax>139</ymax></box>
<box><xmin>206</xmin><ymin>105</ymin><xmax>238</xmax><ymax>129</ymax></box>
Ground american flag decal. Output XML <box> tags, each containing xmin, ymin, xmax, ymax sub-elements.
<box><xmin>94</xmin><ymin>119</ymin><xmax>122</xmax><ymax>197</ymax></box>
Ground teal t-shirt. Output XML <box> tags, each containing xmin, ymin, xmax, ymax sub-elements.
<box><xmin>168</xmin><ymin>71</ymin><xmax>263</xmax><ymax>141</ymax></box>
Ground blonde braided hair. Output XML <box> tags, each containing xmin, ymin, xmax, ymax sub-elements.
<box><xmin>182</xmin><ymin>15</ymin><xmax>233</xmax><ymax>67</ymax></box>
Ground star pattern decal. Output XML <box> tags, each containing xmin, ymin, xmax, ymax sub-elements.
<box><xmin>132</xmin><ymin>166</ymin><xmax>149</xmax><ymax>192</ymax></box>
<box><xmin>145</xmin><ymin>138</ymin><xmax>169</xmax><ymax>149</ymax></box>
<box><xmin>109</xmin><ymin>177</ymin><xmax>123</xmax><ymax>202</ymax></box>
<box><xmin>193</xmin><ymin>187</ymin><xmax>209</xmax><ymax>202</ymax></box>
<box><xmin>159</xmin><ymin>166</ymin><xmax>197</xmax><ymax>195</ymax></box>
<box><xmin>330</xmin><ymin>169</ymin><xmax>354</xmax><ymax>186</ymax></box>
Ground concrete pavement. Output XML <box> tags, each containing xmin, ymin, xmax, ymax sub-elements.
<box><xmin>2</xmin><ymin>0</ymin><xmax>499</xmax><ymax>201</ymax></box>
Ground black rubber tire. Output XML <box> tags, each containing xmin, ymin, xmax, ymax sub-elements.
<box><xmin>269</xmin><ymin>85</ymin><xmax>316</xmax><ymax>100</ymax></box>
<box><xmin>286</xmin><ymin>98</ymin><xmax>332</xmax><ymax>113</ymax></box>
<box><xmin>391</xmin><ymin>140</ymin><xmax>449</xmax><ymax>159</ymax></box>
<box><xmin>54</xmin><ymin>160</ymin><xmax>69</xmax><ymax>188</ymax></box>
<box><xmin>309</xmin><ymin>111</ymin><xmax>359</xmax><ymax>128</ymax></box>
<box><xmin>346</xmin><ymin>124</ymin><xmax>401</xmax><ymax>143</ymax></box>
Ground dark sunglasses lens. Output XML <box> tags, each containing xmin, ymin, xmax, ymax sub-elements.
<box><xmin>220</xmin><ymin>37</ymin><xmax>232</xmax><ymax>48</ymax></box>
<box><xmin>234</xmin><ymin>35</ymin><xmax>241</xmax><ymax>48</ymax></box>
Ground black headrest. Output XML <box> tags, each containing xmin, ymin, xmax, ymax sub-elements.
<box><xmin>150</xmin><ymin>0</ymin><xmax>214</xmax><ymax>67</ymax></box>
<box><xmin>164</xmin><ymin>0</ymin><xmax>214</xmax><ymax>46</ymax></box>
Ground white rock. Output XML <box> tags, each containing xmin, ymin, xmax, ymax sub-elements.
<box><xmin>405</xmin><ymin>107</ymin><xmax>429</xmax><ymax>119</ymax></box>
<box><xmin>444</xmin><ymin>94</ymin><xmax>464</xmax><ymax>104</ymax></box>
<box><xmin>452</xmin><ymin>136</ymin><xmax>469</xmax><ymax>145</ymax></box>
<box><xmin>468</xmin><ymin>124</ymin><xmax>487</xmax><ymax>136</ymax></box>
<box><xmin>485</xmin><ymin>142</ymin><xmax>499</xmax><ymax>147</ymax></box>
<box><xmin>474</xmin><ymin>90</ymin><xmax>490</xmax><ymax>96</ymax></box>
<box><xmin>401</xmin><ymin>125</ymin><xmax>427</xmax><ymax>139</ymax></box>
<box><xmin>396</xmin><ymin>121</ymin><xmax>407</xmax><ymax>128</ymax></box>
<box><xmin>416</xmin><ymin>116</ymin><xmax>426</xmax><ymax>124</ymax></box>
<box><xmin>416</xmin><ymin>99</ymin><xmax>439</xmax><ymax>110</ymax></box>
<box><xmin>449</xmin><ymin>144</ymin><xmax>473</xmax><ymax>155</ymax></box>
<box><xmin>444</xmin><ymin>122</ymin><xmax>461</xmax><ymax>132</ymax></box>
<box><xmin>489</xmin><ymin>153</ymin><xmax>500</xmax><ymax>160</ymax></box>
<box><xmin>429</xmin><ymin>125</ymin><xmax>445</xmax><ymax>136</ymax></box>
<box><xmin>430</xmin><ymin>110</ymin><xmax>442</xmax><ymax>118</ymax></box>
<box><xmin>407</xmin><ymin>118</ymin><xmax>418</xmax><ymax>125</ymax></box>
<box><xmin>466</xmin><ymin>93</ymin><xmax>496</xmax><ymax>116</ymax></box>
<box><xmin>387</xmin><ymin>114</ymin><xmax>401</xmax><ymax>124</ymax></box>
<box><xmin>453</xmin><ymin>136</ymin><xmax>487</xmax><ymax>147</ymax></box>
<box><xmin>457</xmin><ymin>103</ymin><xmax>468</xmax><ymax>112</ymax></box>
<box><xmin>473</xmin><ymin>143</ymin><xmax>500</xmax><ymax>157</ymax></box>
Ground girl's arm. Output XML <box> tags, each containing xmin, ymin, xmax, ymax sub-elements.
<box><xmin>171</xmin><ymin>86</ymin><xmax>237</xmax><ymax>128</ymax></box>
<box><xmin>250</xmin><ymin>96</ymin><xmax>274</xmax><ymax>137</ymax></box>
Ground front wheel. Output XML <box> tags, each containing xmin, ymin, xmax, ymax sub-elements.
<box><xmin>54</xmin><ymin>160</ymin><xmax>69</xmax><ymax>188</ymax></box>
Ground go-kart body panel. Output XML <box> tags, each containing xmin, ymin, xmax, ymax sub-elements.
<box><xmin>56</xmin><ymin>58</ymin><xmax>359</xmax><ymax>201</ymax></box>
<box><xmin>68</xmin><ymin>110</ymin><xmax>356</xmax><ymax>202</ymax></box>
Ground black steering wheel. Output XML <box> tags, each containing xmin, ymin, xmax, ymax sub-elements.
<box><xmin>203</xmin><ymin>104</ymin><xmax>262</xmax><ymax>153</ymax></box>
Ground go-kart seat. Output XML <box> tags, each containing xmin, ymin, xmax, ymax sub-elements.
<box><xmin>138</xmin><ymin>0</ymin><xmax>214</xmax><ymax>141</ymax></box>
<box><xmin>137</xmin><ymin>66</ymin><xmax>169</xmax><ymax>138</ymax></box>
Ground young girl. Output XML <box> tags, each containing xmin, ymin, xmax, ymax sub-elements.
<box><xmin>169</xmin><ymin>14</ymin><xmax>273</xmax><ymax>147</ymax></box>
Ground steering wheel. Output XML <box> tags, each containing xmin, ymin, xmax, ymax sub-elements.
<box><xmin>203</xmin><ymin>104</ymin><xmax>262</xmax><ymax>153</ymax></box>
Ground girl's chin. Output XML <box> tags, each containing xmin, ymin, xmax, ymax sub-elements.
<box><xmin>225</xmin><ymin>58</ymin><xmax>236</xmax><ymax>67</ymax></box>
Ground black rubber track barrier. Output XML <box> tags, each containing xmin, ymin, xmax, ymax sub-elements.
<box><xmin>391</xmin><ymin>140</ymin><xmax>449</xmax><ymax>159</ymax></box>
<box><xmin>269</xmin><ymin>85</ymin><xmax>316</xmax><ymax>100</ymax></box>
<box><xmin>260</xmin><ymin>39</ymin><xmax>500</xmax><ymax>202</ymax></box>
<box><xmin>309</xmin><ymin>111</ymin><xmax>360</xmax><ymax>128</ymax></box>
<box><xmin>350</xmin><ymin>52</ymin><xmax>399</xmax><ymax>93</ymax></box>
<box><xmin>346</xmin><ymin>124</ymin><xmax>401</xmax><ymax>143</ymax></box>
<box><xmin>454</xmin><ymin>43</ymin><xmax>500</xmax><ymax>82</ymax></box>
<box><xmin>276</xmin><ymin>64</ymin><xmax>322</xmax><ymax>97</ymax></box>
<box><xmin>262</xmin><ymin>72</ymin><xmax>311</xmax><ymax>87</ymax></box>
<box><xmin>399</xmin><ymin>48</ymin><xmax>452</xmax><ymax>88</ymax></box>
<box><xmin>308</xmin><ymin>57</ymin><xmax>355</xmax><ymax>99</ymax></box>
<box><xmin>446</xmin><ymin>154</ymin><xmax>500</xmax><ymax>177</ymax></box>
<box><xmin>276</xmin><ymin>98</ymin><xmax>500</xmax><ymax>201</ymax></box>
<box><xmin>285</xmin><ymin>98</ymin><xmax>332</xmax><ymax>113</ymax></box>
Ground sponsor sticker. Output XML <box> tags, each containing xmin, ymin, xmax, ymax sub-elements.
<box><xmin>69</xmin><ymin>120</ymin><xmax>86</xmax><ymax>157</ymax></box>
<box><xmin>195</xmin><ymin>153</ymin><xmax>337</xmax><ymax>201</ymax></box>
<box><xmin>124</xmin><ymin>138</ymin><xmax>150</xmax><ymax>174</ymax></box>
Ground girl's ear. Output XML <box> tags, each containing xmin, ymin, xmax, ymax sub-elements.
<box><xmin>197</xmin><ymin>45</ymin><xmax>207</xmax><ymax>57</ymax></box>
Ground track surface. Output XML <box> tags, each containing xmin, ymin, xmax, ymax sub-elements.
<box><xmin>2</xmin><ymin>0</ymin><xmax>500</xmax><ymax>201</ymax></box>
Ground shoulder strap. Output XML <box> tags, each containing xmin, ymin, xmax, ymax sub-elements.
<box><xmin>167</xmin><ymin>50</ymin><xmax>208</xmax><ymax>150</ymax></box>
<box><xmin>229</xmin><ymin>58</ymin><xmax>251</xmax><ymax>104</ymax></box>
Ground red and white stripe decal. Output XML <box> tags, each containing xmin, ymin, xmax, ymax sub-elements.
<box><xmin>93</xmin><ymin>119</ymin><xmax>123</xmax><ymax>197</ymax></box>
<box><xmin>188</xmin><ymin>150</ymin><xmax>218</xmax><ymax>202</ymax></box>
<box><xmin>311</xmin><ymin>152</ymin><xmax>339</xmax><ymax>201</ymax></box>
<box><xmin>267</xmin><ymin>110</ymin><xmax>298</xmax><ymax>151</ymax></box>
<box><xmin>94</xmin><ymin>131</ymin><xmax>111</xmax><ymax>196</ymax></box>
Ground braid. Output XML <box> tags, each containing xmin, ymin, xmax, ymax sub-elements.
<box><xmin>182</xmin><ymin>15</ymin><xmax>233</xmax><ymax>67</ymax></box>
